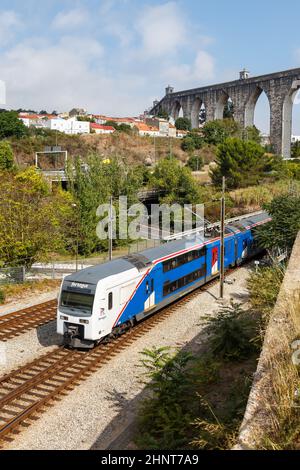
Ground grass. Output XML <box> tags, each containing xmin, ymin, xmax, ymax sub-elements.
<box><xmin>230</xmin><ymin>180</ymin><xmax>300</xmax><ymax>211</ymax></box>
<box><xmin>247</xmin><ymin>266</ymin><xmax>285</xmax><ymax>325</ymax></box>
<box><xmin>135</xmin><ymin>304</ymin><xmax>262</xmax><ymax>450</ymax></box>
<box><xmin>258</xmin><ymin>293</ymin><xmax>300</xmax><ymax>449</ymax></box>
<box><xmin>1</xmin><ymin>279</ymin><xmax>60</xmax><ymax>304</ymax></box>
<box><xmin>134</xmin><ymin>264</ymin><xmax>293</xmax><ymax>451</ymax></box>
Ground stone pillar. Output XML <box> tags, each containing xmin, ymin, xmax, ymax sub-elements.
<box><xmin>205</xmin><ymin>93</ymin><xmax>216</xmax><ymax>122</ymax></box>
<box><xmin>269</xmin><ymin>89</ymin><xmax>285</xmax><ymax>157</ymax></box>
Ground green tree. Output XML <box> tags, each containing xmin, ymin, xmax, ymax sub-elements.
<box><xmin>0</xmin><ymin>168</ymin><xmax>73</xmax><ymax>267</ymax></box>
<box><xmin>181</xmin><ymin>136</ymin><xmax>196</xmax><ymax>152</ymax></box>
<box><xmin>0</xmin><ymin>111</ymin><xmax>28</xmax><ymax>139</ymax></box>
<box><xmin>77</xmin><ymin>116</ymin><xmax>95</xmax><ymax>123</ymax></box>
<box><xmin>118</xmin><ymin>123</ymin><xmax>132</xmax><ymax>133</ymax></box>
<box><xmin>203</xmin><ymin>303</ymin><xmax>257</xmax><ymax>361</ymax></box>
<box><xmin>150</xmin><ymin>157</ymin><xmax>201</xmax><ymax>204</ymax></box>
<box><xmin>157</xmin><ymin>109</ymin><xmax>169</xmax><ymax>120</ymax></box>
<box><xmin>202</xmin><ymin>120</ymin><xmax>229</xmax><ymax>145</ymax></box>
<box><xmin>175</xmin><ymin>117</ymin><xmax>192</xmax><ymax>131</ymax></box>
<box><xmin>0</xmin><ymin>141</ymin><xmax>14</xmax><ymax>170</ymax></box>
<box><xmin>104</xmin><ymin>121</ymin><xmax>132</xmax><ymax>133</ymax></box>
<box><xmin>105</xmin><ymin>120</ymin><xmax>119</xmax><ymax>129</ymax></box>
<box><xmin>210</xmin><ymin>138</ymin><xmax>267</xmax><ymax>189</ymax></box>
<box><xmin>186</xmin><ymin>155</ymin><xmax>204</xmax><ymax>172</ymax></box>
<box><xmin>223</xmin><ymin>100</ymin><xmax>234</xmax><ymax>119</ymax></box>
<box><xmin>67</xmin><ymin>156</ymin><xmax>145</xmax><ymax>255</ymax></box>
<box><xmin>256</xmin><ymin>194</ymin><xmax>300</xmax><ymax>253</ymax></box>
<box><xmin>243</xmin><ymin>126</ymin><xmax>262</xmax><ymax>144</ymax></box>
<box><xmin>292</xmin><ymin>141</ymin><xmax>300</xmax><ymax>159</ymax></box>
<box><xmin>181</xmin><ymin>131</ymin><xmax>204</xmax><ymax>153</ymax></box>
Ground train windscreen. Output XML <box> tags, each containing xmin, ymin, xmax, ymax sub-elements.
<box><xmin>60</xmin><ymin>291</ymin><xmax>94</xmax><ymax>316</ymax></box>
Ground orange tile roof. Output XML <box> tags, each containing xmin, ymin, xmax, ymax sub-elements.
<box><xmin>91</xmin><ymin>123</ymin><xmax>115</xmax><ymax>131</ymax></box>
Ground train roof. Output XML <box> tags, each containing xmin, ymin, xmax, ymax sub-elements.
<box><xmin>63</xmin><ymin>211</ymin><xmax>270</xmax><ymax>284</ymax></box>
<box><xmin>63</xmin><ymin>258</ymin><xmax>135</xmax><ymax>285</ymax></box>
<box><xmin>140</xmin><ymin>211</ymin><xmax>270</xmax><ymax>263</ymax></box>
<box><xmin>226</xmin><ymin>211</ymin><xmax>269</xmax><ymax>232</ymax></box>
<box><xmin>141</xmin><ymin>234</ymin><xmax>206</xmax><ymax>263</ymax></box>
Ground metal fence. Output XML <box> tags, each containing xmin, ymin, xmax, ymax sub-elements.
<box><xmin>0</xmin><ymin>267</ymin><xmax>26</xmax><ymax>285</ymax></box>
<box><xmin>0</xmin><ymin>239</ymin><xmax>164</xmax><ymax>286</ymax></box>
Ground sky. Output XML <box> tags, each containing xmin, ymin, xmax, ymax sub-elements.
<box><xmin>0</xmin><ymin>0</ymin><xmax>300</xmax><ymax>133</ymax></box>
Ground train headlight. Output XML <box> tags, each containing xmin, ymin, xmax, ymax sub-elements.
<box><xmin>80</xmin><ymin>319</ymin><xmax>90</xmax><ymax>325</ymax></box>
<box><xmin>60</xmin><ymin>315</ymin><xmax>68</xmax><ymax>321</ymax></box>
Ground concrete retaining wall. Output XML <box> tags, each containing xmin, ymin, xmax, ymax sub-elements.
<box><xmin>236</xmin><ymin>232</ymin><xmax>300</xmax><ymax>449</ymax></box>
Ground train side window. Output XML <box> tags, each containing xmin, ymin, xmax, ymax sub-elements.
<box><xmin>163</xmin><ymin>248</ymin><xmax>206</xmax><ymax>274</ymax></box>
<box><xmin>108</xmin><ymin>292</ymin><xmax>113</xmax><ymax>310</ymax></box>
<box><xmin>151</xmin><ymin>279</ymin><xmax>154</xmax><ymax>293</ymax></box>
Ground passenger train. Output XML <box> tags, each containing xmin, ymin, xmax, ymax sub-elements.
<box><xmin>57</xmin><ymin>211</ymin><xmax>270</xmax><ymax>348</ymax></box>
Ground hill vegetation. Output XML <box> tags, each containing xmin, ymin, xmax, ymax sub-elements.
<box><xmin>1</xmin><ymin>109</ymin><xmax>300</xmax><ymax>268</ymax></box>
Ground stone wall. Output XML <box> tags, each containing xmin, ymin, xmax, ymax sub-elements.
<box><xmin>235</xmin><ymin>232</ymin><xmax>300</xmax><ymax>449</ymax></box>
<box><xmin>151</xmin><ymin>68</ymin><xmax>300</xmax><ymax>158</ymax></box>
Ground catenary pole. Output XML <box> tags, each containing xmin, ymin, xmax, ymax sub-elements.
<box><xmin>220</xmin><ymin>176</ymin><xmax>226</xmax><ymax>298</ymax></box>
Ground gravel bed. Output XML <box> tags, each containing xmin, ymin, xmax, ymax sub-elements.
<box><xmin>3</xmin><ymin>267</ymin><xmax>251</xmax><ymax>450</ymax></box>
<box><xmin>0</xmin><ymin>321</ymin><xmax>62</xmax><ymax>375</ymax></box>
<box><xmin>0</xmin><ymin>290</ymin><xmax>59</xmax><ymax>318</ymax></box>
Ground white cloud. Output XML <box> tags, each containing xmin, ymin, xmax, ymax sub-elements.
<box><xmin>136</xmin><ymin>2</ymin><xmax>187</xmax><ymax>58</ymax></box>
<box><xmin>0</xmin><ymin>37</ymin><xmax>147</xmax><ymax>115</ymax></box>
<box><xmin>161</xmin><ymin>50</ymin><xmax>216</xmax><ymax>88</ymax></box>
<box><xmin>0</xmin><ymin>3</ymin><xmax>217</xmax><ymax>115</ymax></box>
<box><xmin>52</xmin><ymin>8</ymin><xmax>90</xmax><ymax>29</ymax></box>
<box><xmin>193</xmin><ymin>50</ymin><xmax>215</xmax><ymax>81</ymax></box>
<box><xmin>0</xmin><ymin>11</ymin><xmax>21</xmax><ymax>46</ymax></box>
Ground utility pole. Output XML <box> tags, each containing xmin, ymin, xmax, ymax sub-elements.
<box><xmin>220</xmin><ymin>176</ymin><xmax>226</xmax><ymax>299</ymax></box>
<box><xmin>72</xmin><ymin>203</ymin><xmax>79</xmax><ymax>272</ymax></box>
<box><xmin>108</xmin><ymin>196</ymin><xmax>113</xmax><ymax>261</ymax></box>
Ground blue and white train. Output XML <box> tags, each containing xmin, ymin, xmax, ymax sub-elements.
<box><xmin>57</xmin><ymin>211</ymin><xmax>270</xmax><ymax>348</ymax></box>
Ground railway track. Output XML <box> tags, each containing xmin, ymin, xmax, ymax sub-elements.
<box><xmin>0</xmin><ymin>300</ymin><xmax>57</xmax><ymax>342</ymax></box>
<box><xmin>0</xmin><ymin>264</ymin><xmax>246</xmax><ymax>447</ymax></box>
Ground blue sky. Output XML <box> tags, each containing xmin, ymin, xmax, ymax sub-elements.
<box><xmin>0</xmin><ymin>0</ymin><xmax>300</xmax><ymax>132</ymax></box>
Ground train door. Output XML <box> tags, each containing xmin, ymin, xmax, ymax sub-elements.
<box><xmin>145</xmin><ymin>277</ymin><xmax>155</xmax><ymax>311</ymax></box>
<box><xmin>211</xmin><ymin>246</ymin><xmax>219</xmax><ymax>275</ymax></box>
<box><xmin>241</xmin><ymin>237</ymin><xmax>248</xmax><ymax>260</ymax></box>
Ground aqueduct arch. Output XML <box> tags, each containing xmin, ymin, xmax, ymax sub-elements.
<box><xmin>282</xmin><ymin>80</ymin><xmax>300</xmax><ymax>158</ymax></box>
<box><xmin>170</xmin><ymin>100</ymin><xmax>183</xmax><ymax>121</ymax></box>
<box><xmin>215</xmin><ymin>91</ymin><xmax>231</xmax><ymax>120</ymax></box>
<box><xmin>191</xmin><ymin>97</ymin><xmax>203</xmax><ymax>128</ymax></box>
<box><xmin>151</xmin><ymin>68</ymin><xmax>300</xmax><ymax>158</ymax></box>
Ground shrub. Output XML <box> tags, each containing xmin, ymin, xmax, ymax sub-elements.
<box><xmin>136</xmin><ymin>347</ymin><xmax>222</xmax><ymax>450</ymax></box>
<box><xmin>210</xmin><ymin>137</ymin><xmax>269</xmax><ymax>189</ymax></box>
<box><xmin>0</xmin><ymin>141</ymin><xmax>14</xmax><ymax>171</ymax></box>
<box><xmin>186</xmin><ymin>155</ymin><xmax>204</xmax><ymax>171</ymax></box>
<box><xmin>0</xmin><ymin>289</ymin><xmax>5</xmax><ymax>304</ymax></box>
<box><xmin>256</xmin><ymin>194</ymin><xmax>300</xmax><ymax>253</ymax></box>
<box><xmin>175</xmin><ymin>117</ymin><xmax>191</xmax><ymax>131</ymax></box>
<box><xmin>0</xmin><ymin>111</ymin><xmax>28</xmax><ymax>139</ymax></box>
<box><xmin>202</xmin><ymin>120</ymin><xmax>229</xmax><ymax>145</ymax></box>
<box><xmin>247</xmin><ymin>266</ymin><xmax>285</xmax><ymax>323</ymax></box>
<box><xmin>202</xmin><ymin>303</ymin><xmax>258</xmax><ymax>361</ymax></box>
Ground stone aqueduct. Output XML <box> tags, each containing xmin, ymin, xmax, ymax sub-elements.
<box><xmin>150</xmin><ymin>68</ymin><xmax>300</xmax><ymax>158</ymax></box>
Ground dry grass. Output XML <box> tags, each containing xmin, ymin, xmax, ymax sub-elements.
<box><xmin>254</xmin><ymin>293</ymin><xmax>300</xmax><ymax>449</ymax></box>
<box><xmin>231</xmin><ymin>180</ymin><xmax>300</xmax><ymax>210</ymax></box>
<box><xmin>2</xmin><ymin>279</ymin><xmax>60</xmax><ymax>303</ymax></box>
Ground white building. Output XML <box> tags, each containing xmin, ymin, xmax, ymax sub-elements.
<box><xmin>19</xmin><ymin>113</ymin><xmax>53</xmax><ymax>128</ymax></box>
<box><xmin>135</xmin><ymin>122</ymin><xmax>160</xmax><ymax>137</ymax></box>
<box><xmin>146</xmin><ymin>117</ymin><xmax>170</xmax><ymax>137</ymax></box>
<box><xmin>90</xmin><ymin>123</ymin><xmax>115</xmax><ymax>135</ymax></box>
<box><xmin>45</xmin><ymin>117</ymin><xmax>90</xmax><ymax>135</ymax></box>
<box><xmin>291</xmin><ymin>135</ymin><xmax>300</xmax><ymax>143</ymax></box>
